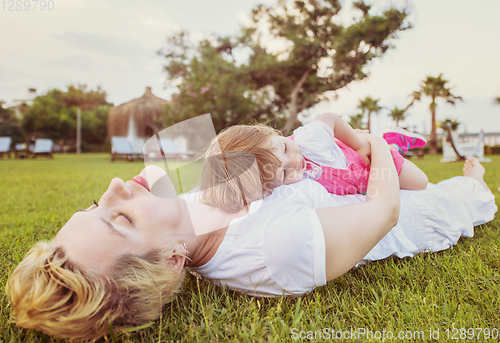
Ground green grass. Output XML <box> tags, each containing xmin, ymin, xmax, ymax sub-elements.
<box><xmin>1</xmin><ymin>154</ymin><xmax>499</xmax><ymax>342</ymax></box>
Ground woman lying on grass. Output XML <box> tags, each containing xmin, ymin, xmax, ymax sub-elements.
<box><xmin>6</xmin><ymin>132</ymin><xmax>497</xmax><ymax>341</ymax></box>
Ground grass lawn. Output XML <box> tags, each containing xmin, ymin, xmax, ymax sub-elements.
<box><xmin>1</xmin><ymin>153</ymin><xmax>499</xmax><ymax>342</ymax></box>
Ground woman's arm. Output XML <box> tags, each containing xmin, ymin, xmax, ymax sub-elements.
<box><xmin>316</xmin><ymin>134</ymin><xmax>400</xmax><ymax>281</ymax></box>
<box><xmin>315</xmin><ymin>113</ymin><xmax>371</xmax><ymax>165</ymax></box>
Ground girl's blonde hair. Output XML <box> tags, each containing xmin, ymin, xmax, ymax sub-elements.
<box><xmin>198</xmin><ymin>124</ymin><xmax>282</xmax><ymax>212</ymax></box>
<box><xmin>6</xmin><ymin>241</ymin><xmax>185</xmax><ymax>341</ymax></box>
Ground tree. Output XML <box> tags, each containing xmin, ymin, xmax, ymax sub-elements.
<box><xmin>62</xmin><ymin>84</ymin><xmax>108</xmax><ymax>111</ymax></box>
<box><xmin>440</xmin><ymin>118</ymin><xmax>460</xmax><ymax>131</ymax></box>
<box><xmin>243</xmin><ymin>0</ymin><xmax>410</xmax><ymax>134</ymax></box>
<box><xmin>22</xmin><ymin>85</ymin><xmax>111</xmax><ymax>150</ymax></box>
<box><xmin>406</xmin><ymin>74</ymin><xmax>462</xmax><ymax>154</ymax></box>
<box><xmin>80</xmin><ymin>105</ymin><xmax>112</xmax><ymax>151</ymax></box>
<box><xmin>160</xmin><ymin>1</ymin><xmax>410</xmax><ymax>134</ymax></box>
<box><xmin>348</xmin><ymin>113</ymin><xmax>365</xmax><ymax>129</ymax></box>
<box><xmin>0</xmin><ymin>101</ymin><xmax>23</xmax><ymax>144</ymax></box>
<box><xmin>357</xmin><ymin>97</ymin><xmax>382</xmax><ymax>132</ymax></box>
<box><xmin>159</xmin><ymin>33</ymin><xmax>286</xmax><ymax>133</ymax></box>
<box><xmin>387</xmin><ymin>106</ymin><xmax>407</xmax><ymax>126</ymax></box>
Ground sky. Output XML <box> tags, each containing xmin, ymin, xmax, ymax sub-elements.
<box><xmin>1</xmin><ymin>0</ymin><xmax>499</xmax><ymax>135</ymax></box>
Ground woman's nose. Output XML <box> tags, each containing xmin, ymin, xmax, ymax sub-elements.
<box><xmin>103</xmin><ymin>178</ymin><xmax>132</xmax><ymax>201</ymax></box>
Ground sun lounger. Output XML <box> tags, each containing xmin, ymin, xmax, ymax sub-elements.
<box><xmin>441</xmin><ymin>124</ymin><xmax>490</xmax><ymax>163</ymax></box>
<box><xmin>32</xmin><ymin>139</ymin><xmax>53</xmax><ymax>159</ymax></box>
<box><xmin>0</xmin><ymin>137</ymin><xmax>11</xmax><ymax>159</ymax></box>
<box><xmin>14</xmin><ymin>143</ymin><xmax>34</xmax><ymax>159</ymax></box>
<box><xmin>156</xmin><ymin>139</ymin><xmax>195</xmax><ymax>161</ymax></box>
<box><xmin>111</xmin><ymin>137</ymin><xmax>143</xmax><ymax>162</ymax></box>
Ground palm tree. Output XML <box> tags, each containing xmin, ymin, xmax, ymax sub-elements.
<box><xmin>387</xmin><ymin>106</ymin><xmax>407</xmax><ymax>126</ymax></box>
<box><xmin>440</xmin><ymin>118</ymin><xmax>460</xmax><ymax>131</ymax></box>
<box><xmin>348</xmin><ymin>113</ymin><xmax>365</xmax><ymax>129</ymax></box>
<box><xmin>406</xmin><ymin>74</ymin><xmax>462</xmax><ymax>154</ymax></box>
<box><xmin>357</xmin><ymin>97</ymin><xmax>382</xmax><ymax>132</ymax></box>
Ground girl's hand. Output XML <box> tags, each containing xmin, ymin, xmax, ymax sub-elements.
<box><xmin>355</xmin><ymin>139</ymin><xmax>371</xmax><ymax>166</ymax></box>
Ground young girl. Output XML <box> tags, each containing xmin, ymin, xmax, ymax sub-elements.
<box><xmin>271</xmin><ymin>113</ymin><xmax>428</xmax><ymax>195</ymax></box>
<box><xmin>199</xmin><ymin>113</ymin><xmax>428</xmax><ymax>212</ymax></box>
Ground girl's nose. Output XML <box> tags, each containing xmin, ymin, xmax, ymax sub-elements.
<box><xmin>293</xmin><ymin>154</ymin><xmax>301</xmax><ymax>168</ymax></box>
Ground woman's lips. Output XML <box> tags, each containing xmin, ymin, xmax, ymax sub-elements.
<box><xmin>132</xmin><ymin>176</ymin><xmax>150</xmax><ymax>191</ymax></box>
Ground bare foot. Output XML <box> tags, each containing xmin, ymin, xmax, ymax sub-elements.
<box><xmin>462</xmin><ymin>157</ymin><xmax>491</xmax><ymax>192</ymax></box>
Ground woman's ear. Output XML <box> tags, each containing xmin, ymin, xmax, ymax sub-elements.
<box><xmin>165</xmin><ymin>243</ymin><xmax>187</xmax><ymax>274</ymax></box>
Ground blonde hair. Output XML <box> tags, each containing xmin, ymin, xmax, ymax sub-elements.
<box><xmin>6</xmin><ymin>241</ymin><xmax>185</xmax><ymax>341</ymax></box>
<box><xmin>198</xmin><ymin>124</ymin><xmax>282</xmax><ymax>212</ymax></box>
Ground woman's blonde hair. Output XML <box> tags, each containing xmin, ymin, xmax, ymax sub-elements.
<box><xmin>198</xmin><ymin>124</ymin><xmax>282</xmax><ymax>212</ymax></box>
<box><xmin>6</xmin><ymin>241</ymin><xmax>186</xmax><ymax>341</ymax></box>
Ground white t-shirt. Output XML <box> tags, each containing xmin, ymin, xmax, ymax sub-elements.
<box><xmin>190</xmin><ymin>179</ymin><xmax>328</xmax><ymax>296</ymax></box>
<box><xmin>293</xmin><ymin>120</ymin><xmax>348</xmax><ymax>169</ymax></box>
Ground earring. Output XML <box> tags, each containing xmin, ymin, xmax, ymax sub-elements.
<box><xmin>183</xmin><ymin>242</ymin><xmax>189</xmax><ymax>256</ymax></box>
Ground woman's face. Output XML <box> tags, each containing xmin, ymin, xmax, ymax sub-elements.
<box><xmin>53</xmin><ymin>166</ymin><xmax>182</xmax><ymax>273</ymax></box>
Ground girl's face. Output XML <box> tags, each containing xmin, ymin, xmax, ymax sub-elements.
<box><xmin>53</xmin><ymin>166</ymin><xmax>185</xmax><ymax>273</ymax></box>
<box><xmin>266</xmin><ymin>135</ymin><xmax>306</xmax><ymax>187</ymax></box>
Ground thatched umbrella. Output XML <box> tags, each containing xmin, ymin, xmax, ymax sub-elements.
<box><xmin>107</xmin><ymin>87</ymin><xmax>167</xmax><ymax>139</ymax></box>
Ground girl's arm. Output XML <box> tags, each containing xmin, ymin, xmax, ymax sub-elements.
<box><xmin>315</xmin><ymin>113</ymin><xmax>371</xmax><ymax>165</ymax></box>
<box><xmin>315</xmin><ymin>134</ymin><xmax>400</xmax><ymax>281</ymax></box>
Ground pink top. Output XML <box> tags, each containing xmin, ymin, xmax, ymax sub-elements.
<box><xmin>289</xmin><ymin>121</ymin><xmax>404</xmax><ymax>195</ymax></box>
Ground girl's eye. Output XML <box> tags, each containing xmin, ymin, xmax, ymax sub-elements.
<box><xmin>117</xmin><ymin>211</ymin><xmax>132</xmax><ymax>224</ymax></box>
<box><xmin>283</xmin><ymin>169</ymin><xmax>287</xmax><ymax>181</ymax></box>
<box><xmin>284</xmin><ymin>142</ymin><xmax>288</xmax><ymax>154</ymax></box>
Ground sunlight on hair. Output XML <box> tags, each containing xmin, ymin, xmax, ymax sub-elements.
<box><xmin>6</xmin><ymin>241</ymin><xmax>185</xmax><ymax>341</ymax></box>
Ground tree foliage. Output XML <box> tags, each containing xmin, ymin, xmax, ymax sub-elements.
<box><xmin>406</xmin><ymin>74</ymin><xmax>462</xmax><ymax>154</ymax></box>
<box><xmin>21</xmin><ymin>85</ymin><xmax>111</xmax><ymax>150</ymax></box>
<box><xmin>61</xmin><ymin>84</ymin><xmax>108</xmax><ymax>111</ymax></box>
<box><xmin>159</xmin><ymin>33</ymin><xmax>287</xmax><ymax>133</ymax></box>
<box><xmin>357</xmin><ymin>96</ymin><xmax>382</xmax><ymax>131</ymax></box>
<box><xmin>243</xmin><ymin>0</ymin><xmax>410</xmax><ymax>134</ymax></box>
<box><xmin>387</xmin><ymin>106</ymin><xmax>407</xmax><ymax>127</ymax></box>
<box><xmin>348</xmin><ymin>113</ymin><xmax>365</xmax><ymax>129</ymax></box>
<box><xmin>160</xmin><ymin>0</ymin><xmax>410</xmax><ymax>134</ymax></box>
<box><xmin>440</xmin><ymin>118</ymin><xmax>460</xmax><ymax>131</ymax></box>
<box><xmin>0</xmin><ymin>101</ymin><xmax>23</xmax><ymax>144</ymax></box>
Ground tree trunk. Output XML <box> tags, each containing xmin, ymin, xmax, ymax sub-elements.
<box><xmin>429</xmin><ymin>107</ymin><xmax>437</xmax><ymax>154</ymax></box>
<box><xmin>284</xmin><ymin>98</ymin><xmax>298</xmax><ymax>136</ymax></box>
<box><xmin>283</xmin><ymin>70</ymin><xmax>310</xmax><ymax>136</ymax></box>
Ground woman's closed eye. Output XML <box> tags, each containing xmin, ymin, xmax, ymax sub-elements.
<box><xmin>116</xmin><ymin>211</ymin><xmax>133</xmax><ymax>224</ymax></box>
<box><xmin>91</xmin><ymin>200</ymin><xmax>132</xmax><ymax>224</ymax></box>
